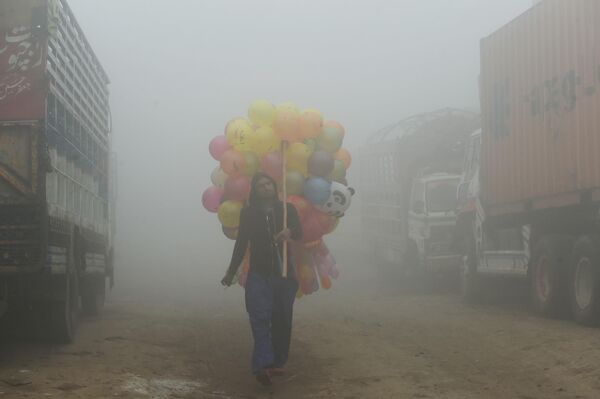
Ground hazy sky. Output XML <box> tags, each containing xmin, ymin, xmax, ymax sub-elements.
<box><xmin>66</xmin><ymin>0</ymin><xmax>531</xmax><ymax>292</ymax></box>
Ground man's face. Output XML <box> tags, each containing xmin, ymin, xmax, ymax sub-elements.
<box><xmin>256</xmin><ymin>177</ymin><xmax>276</xmax><ymax>200</ymax></box>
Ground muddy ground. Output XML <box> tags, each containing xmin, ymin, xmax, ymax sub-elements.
<box><xmin>2</xmin><ymin>237</ymin><xmax>600</xmax><ymax>398</ymax></box>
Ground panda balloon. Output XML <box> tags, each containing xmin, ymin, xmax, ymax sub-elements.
<box><xmin>317</xmin><ymin>182</ymin><xmax>355</xmax><ymax>217</ymax></box>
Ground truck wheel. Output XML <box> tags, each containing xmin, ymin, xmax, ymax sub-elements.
<box><xmin>82</xmin><ymin>277</ymin><xmax>106</xmax><ymax>316</ymax></box>
<box><xmin>461</xmin><ymin>234</ymin><xmax>480</xmax><ymax>303</ymax></box>
<box><xmin>50</xmin><ymin>270</ymin><xmax>79</xmax><ymax>343</ymax></box>
<box><xmin>530</xmin><ymin>235</ymin><xmax>574</xmax><ymax>318</ymax></box>
<box><xmin>570</xmin><ymin>235</ymin><xmax>600</xmax><ymax>326</ymax></box>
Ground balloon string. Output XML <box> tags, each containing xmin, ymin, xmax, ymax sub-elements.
<box><xmin>282</xmin><ymin>140</ymin><xmax>288</xmax><ymax>278</ymax></box>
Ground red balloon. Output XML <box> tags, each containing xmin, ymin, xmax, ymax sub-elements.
<box><xmin>287</xmin><ymin>195</ymin><xmax>311</xmax><ymax>221</ymax></box>
<box><xmin>202</xmin><ymin>186</ymin><xmax>224</xmax><ymax>213</ymax></box>
<box><xmin>209</xmin><ymin>135</ymin><xmax>231</xmax><ymax>161</ymax></box>
<box><xmin>224</xmin><ymin>176</ymin><xmax>251</xmax><ymax>201</ymax></box>
<box><xmin>261</xmin><ymin>152</ymin><xmax>283</xmax><ymax>180</ymax></box>
<box><xmin>300</xmin><ymin>214</ymin><xmax>326</xmax><ymax>243</ymax></box>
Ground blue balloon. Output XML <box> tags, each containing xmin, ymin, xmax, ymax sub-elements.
<box><xmin>303</xmin><ymin>177</ymin><xmax>331</xmax><ymax>205</ymax></box>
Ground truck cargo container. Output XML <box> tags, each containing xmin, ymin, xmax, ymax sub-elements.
<box><xmin>457</xmin><ymin>0</ymin><xmax>600</xmax><ymax>324</ymax></box>
<box><xmin>361</xmin><ymin>109</ymin><xmax>479</xmax><ymax>282</ymax></box>
<box><xmin>0</xmin><ymin>0</ymin><xmax>115</xmax><ymax>342</ymax></box>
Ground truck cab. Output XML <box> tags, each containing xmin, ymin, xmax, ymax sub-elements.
<box><xmin>408</xmin><ymin>173</ymin><xmax>462</xmax><ymax>275</ymax></box>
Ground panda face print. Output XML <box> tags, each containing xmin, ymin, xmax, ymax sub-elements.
<box><xmin>318</xmin><ymin>182</ymin><xmax>355</xmax><ymax>217</ymax></box>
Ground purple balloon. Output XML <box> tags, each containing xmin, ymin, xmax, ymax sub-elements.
<box><xmin>202</xmin><ymin>186</ymin><xmax>224</xmax><ymax>213</ymax></box>
<box><xmin>308</xmin><ymin>150</ymin><xmax>334</xmax><ymax>177</ymax></box>
<box><xmin>261</xmin><ymin>152</ymin><xmax>283</xmax><ymax>180</ymax></box>
<box><xmin>209</xmin><ymin>135</ymin><xmax>231</xmax><ymax>161</ymax></box>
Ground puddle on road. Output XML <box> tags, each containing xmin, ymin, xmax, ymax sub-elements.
<box><xmin>123</xmin><ymin>375</ymin><xmax>207</xmax><ymax>398</ymax></box>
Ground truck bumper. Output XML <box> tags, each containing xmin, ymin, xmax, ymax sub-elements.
<box><xmin>426</xmin><ymin>255</ymin><xmax>462</xmax><ymax>274</ymax></box>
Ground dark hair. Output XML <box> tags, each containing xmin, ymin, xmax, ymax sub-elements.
<box><xmin>248</xmin><ymin>172</ymin><xmax>279</xmax><ymax>207</ymax></box>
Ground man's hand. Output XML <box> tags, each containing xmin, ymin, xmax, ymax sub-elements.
<box><xmin>274</xmin><ymin>228</ymin><xmax>292</xmax><ymax>242</ymax></box>
<box><xmin>221</xmin><ymin>272</ymin><xmax>234</xmax><ymax>287</ymax></box>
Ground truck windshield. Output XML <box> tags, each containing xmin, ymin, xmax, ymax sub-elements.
<box><xmin>426</xmin><ymin>179</ymin><xmax>459</xmax><ymax>213</ymax></box>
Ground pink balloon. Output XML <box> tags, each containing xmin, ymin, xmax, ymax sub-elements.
<box><xmin>209</xmin><ymin>135</ymin><xmax>231</xmax><ymax>161</ymax></box>
<box><xmin>261</xmin><ymin>152</ymin><xmax>283</xmax><ymax>180</ymax></box>
<box><xmin>202</xmin><ymin>186</ymin><xmax>223</xmax><ymax>213</ymax></box>
<box><xmin>224</xmin><ymin>176</ymin><xmax>251</xmax><ymax>201</ymax></box>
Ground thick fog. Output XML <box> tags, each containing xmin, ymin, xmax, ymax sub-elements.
<box><xmin>66</xmin><ymin>0</ymin><xmax>530</xmax><ymax>304</ymax></box>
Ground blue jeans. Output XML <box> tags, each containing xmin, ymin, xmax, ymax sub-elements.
<box><xmin>245</xmin><ymin>271</ymin><xmax>298</xmax><ymax>375</ymax></box>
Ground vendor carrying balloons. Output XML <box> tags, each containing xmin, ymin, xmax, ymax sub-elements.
<box><xmin>221</xmin><ymin>172</ymin><xmax>302</xmax><ymax>386</ymax></box>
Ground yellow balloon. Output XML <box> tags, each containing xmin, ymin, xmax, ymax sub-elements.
<box><xmin>218</xmin><ymin>200</ymin><xmax>243</xmax><ymax>228</ymax></box>
<box><xmin>226</xmin><ymin>119</ymin><xmax>254</xmax><ymax>151</ymax></box>
<box><xmin>248</xmin><ymin>100</ymin><xmax>276</xmax><ymax>127</ymax></box>
<box><xmin>286</xmin><ymin>142</ymin><xmax>312</xmax><ymax>174</ymax></box>
<box><xmin>252</xmin><ymin>126</ymin><xmax>281</xmax><ymax>155</ymax></box>
<box><xmin>276</xmin><ymin>102</ymin><xmax>299</xmax><ymax>113</ymax></box>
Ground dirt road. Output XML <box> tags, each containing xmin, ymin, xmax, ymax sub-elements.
<box><xmin>2</xmin><ymin>240</ymin><xmax>600</xmax><ymax>398</ymax></box>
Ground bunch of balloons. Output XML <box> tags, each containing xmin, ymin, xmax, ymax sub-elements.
<box><xmin>202</xmin><ymin>100</ymin><xmax>354</xmax><ymax>295</ymax></box>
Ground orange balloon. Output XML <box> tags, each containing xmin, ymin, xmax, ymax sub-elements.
<box><xmin>299</xmin><ymin>109</ymin><xmax>324</xmax><ymax>140</ymax></box>
<box><xmin>273</xmin><ymin>109</ymin><xmax>301</xmax><ymax>142</ymax></box>
<box><xmin>320</xmin><ymin>276</ymin><xmax>332</xmax><ymax>290</ymax></box>
<box><xmin>334</xmin><ymin>148</ymin><xmax>352</xmax><ymax>169</ymax></box>
<box><xmin>220</xmin><ymin>149</ymin><xmax>246</xmax><ymax>176</ymax></box>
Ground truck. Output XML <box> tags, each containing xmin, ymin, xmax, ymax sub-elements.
<box><xmin>456</xmin><ymin>0</ymin><xmax>600</xmax><ymax>325</ymax></box>
<box><xmin>0</xmin><ymin>0</ymin><xmax>115</xmax><ymax>342</ymax></box>
<box><xmin>361</xmin><ymin>109</ymin><xmax>480</xmax><ymax>283</ymax></box>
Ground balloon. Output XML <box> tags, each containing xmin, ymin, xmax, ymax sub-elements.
<box><xmin>301</xmin><ymin>215</ymin><xmax>327</xmax><ymax>243</ymax></box>
<box><xmin>225</xmin><ymin>118</ymin><xmax>254</xmax><ymax>151</ymax></box>
<box><xmin>308</xmin><ymin>150</ymin><xmax>334</xmax><ymax>177</ymax></box>
<box><xmin>242</xmin><ymin>151</ymin><xmax>260</xmax><ymax>176</ymax></box>
<box><xmin>286</xmin><ymin>142</ymin><xmax>312</xmax><ymax>174</ymax></box>
<box><xmin>218</xmin><ymin>200</ymin><xmax>243</xmax><ymax>228</ymax></box>
<box><xmin>285</xmin><ymin>171</ymin><xmax>305</xmax><ymax>196</ymax></box>
<box><xmin>329</xmin><ymin>160</ymin><xmax>347</xmax><ymax>183</ymax></box>
<box><xmin>209</xmin><ymin>135</ymin><xmax>230</xmax><ymax>161</ymax></box>
<box><xmin>320</xmin><ymin>276</ymin><xmax>332</xmax><ymax>290</ymax></box>
<box><xmin>253</xmin><ymin>126</ymin><xmax>281</xmax><ymax>155</ymax></box>
<box><xmin>273</xmin><ymin>108</ymin><xmax>301</xmax><ymax>142</ymax></box>
<box><xmin>220</xmin><ymin>149</ymin><xmax>246</xmax><ymax>176</ymax></box>
<box><xmin>304</xmin><ymin>138</ymin><xmax>317</xmax><ymax>152</ymax></box>
<box><xmin>248</xmin><ymin>100</ymin><xmax>276</xmax><ymax>127</ymax></box>
<box><xmin>222</xmin><ymin>226</ymin><xmax>238</xmax><ymax>240</ymax></box>
<box><xmin>316</xmin><ymin>121</ymin><xmax>345</xmax><ymax>153</ymax></box>
<box><xmin>261</xmin><ymin>152</ymin><xmax>283</xmax><ymax>180</ymax></box>
<box><xmin>324</xmin><ymin>217</ymin><xmax>340</xmax><ymax>234</ymax></box>
<box><xmin>211</xmin><ymin>167</ymin><xmax>229</xmax><ymax>188</ymax></box>
<box><xmin>299</xmin><ymin>109</ymin><xmax>324</xmax><ymax>140</ymax></box>
<box><xmin>334</xmin><ymin>148</ymin><xmax>352</xmax><ymax>169</ymax></box>
<box><xmin>287</xmin><ymin>195</ymin><xmax>312</xmax><ymax>221</ymax></box>
<box><xmin>303</xmin><ymin>177</ymin><xmax>331</xmax><ymax>206</ymax></box>
<box><xmin>224</xmin><ymin>176</ymin><xmax>251</xmax><ymax>201</ymax></box>
<box><xmin>277</xmin><ymin>102</ymin><xmax>299</xmax><ymax>113</ymax></box>
<box><xmin>202</xmin><ymin>186</ymin><xmax>223</xmax><ymax>213</ymax></box>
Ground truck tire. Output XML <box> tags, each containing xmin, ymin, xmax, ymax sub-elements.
<box><xmin>461</xmin><ymin>233</ymin><xmax>480</xmax><ymax>303</ymax></box>
<box><xmin>570</xmin><ymin>235</ymin><xmax>600</xmax><ymax>326</ymax></box>
<box><xmin>81</xmin><ymin>276</ymin><xmax>106</xmax><ymax>316</ymax></box>
<box><xmin>50</xmin><ymin>269</ymin><xmax>79</xmax><ymax>343</ymax></box>
<box><xmin>529</xmin><ymin>235</ymin><xmax>574</xmax><ymax>318</ymax></box>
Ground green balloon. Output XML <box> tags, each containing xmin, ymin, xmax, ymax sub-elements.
<box><xmin>304</xmin><ymin>138</ymin><xmax>317</xmax><ymax>152</ymax></box>
<box><xmin>242</xmin><ymin>151</ymin><xmax>260</xmax><ymax>177</ymax></box>
<box><xmin>316</xmin><ymin>127</ymin><xmax>343</xmax><ymax>153</ymax></box>
<box><xmin>329</xmin><ymin>160</ymin><xmax>347</xmax><ymax>183</ymax></box>
<box><xmin>285</xmin><ymin>171</ymin><xmax>305</xmax><ymax>196</ymax></box>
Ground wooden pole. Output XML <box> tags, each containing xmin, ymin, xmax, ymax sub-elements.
<box><xmin>281</xmin><ymin>140</ymin><xmax>288</xmax><ymax>278</ymax></box>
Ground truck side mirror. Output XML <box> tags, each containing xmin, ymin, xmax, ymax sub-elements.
<box><xmin>412</xmin><ymin>200</ymin><xmax>425</xmax><ymax>214</ymax></box>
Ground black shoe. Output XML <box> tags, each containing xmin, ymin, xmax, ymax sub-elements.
<box><xmin>256</xmin><ymin>369</ymin><xmax>272</xmax><ymax>386</ymax></box>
